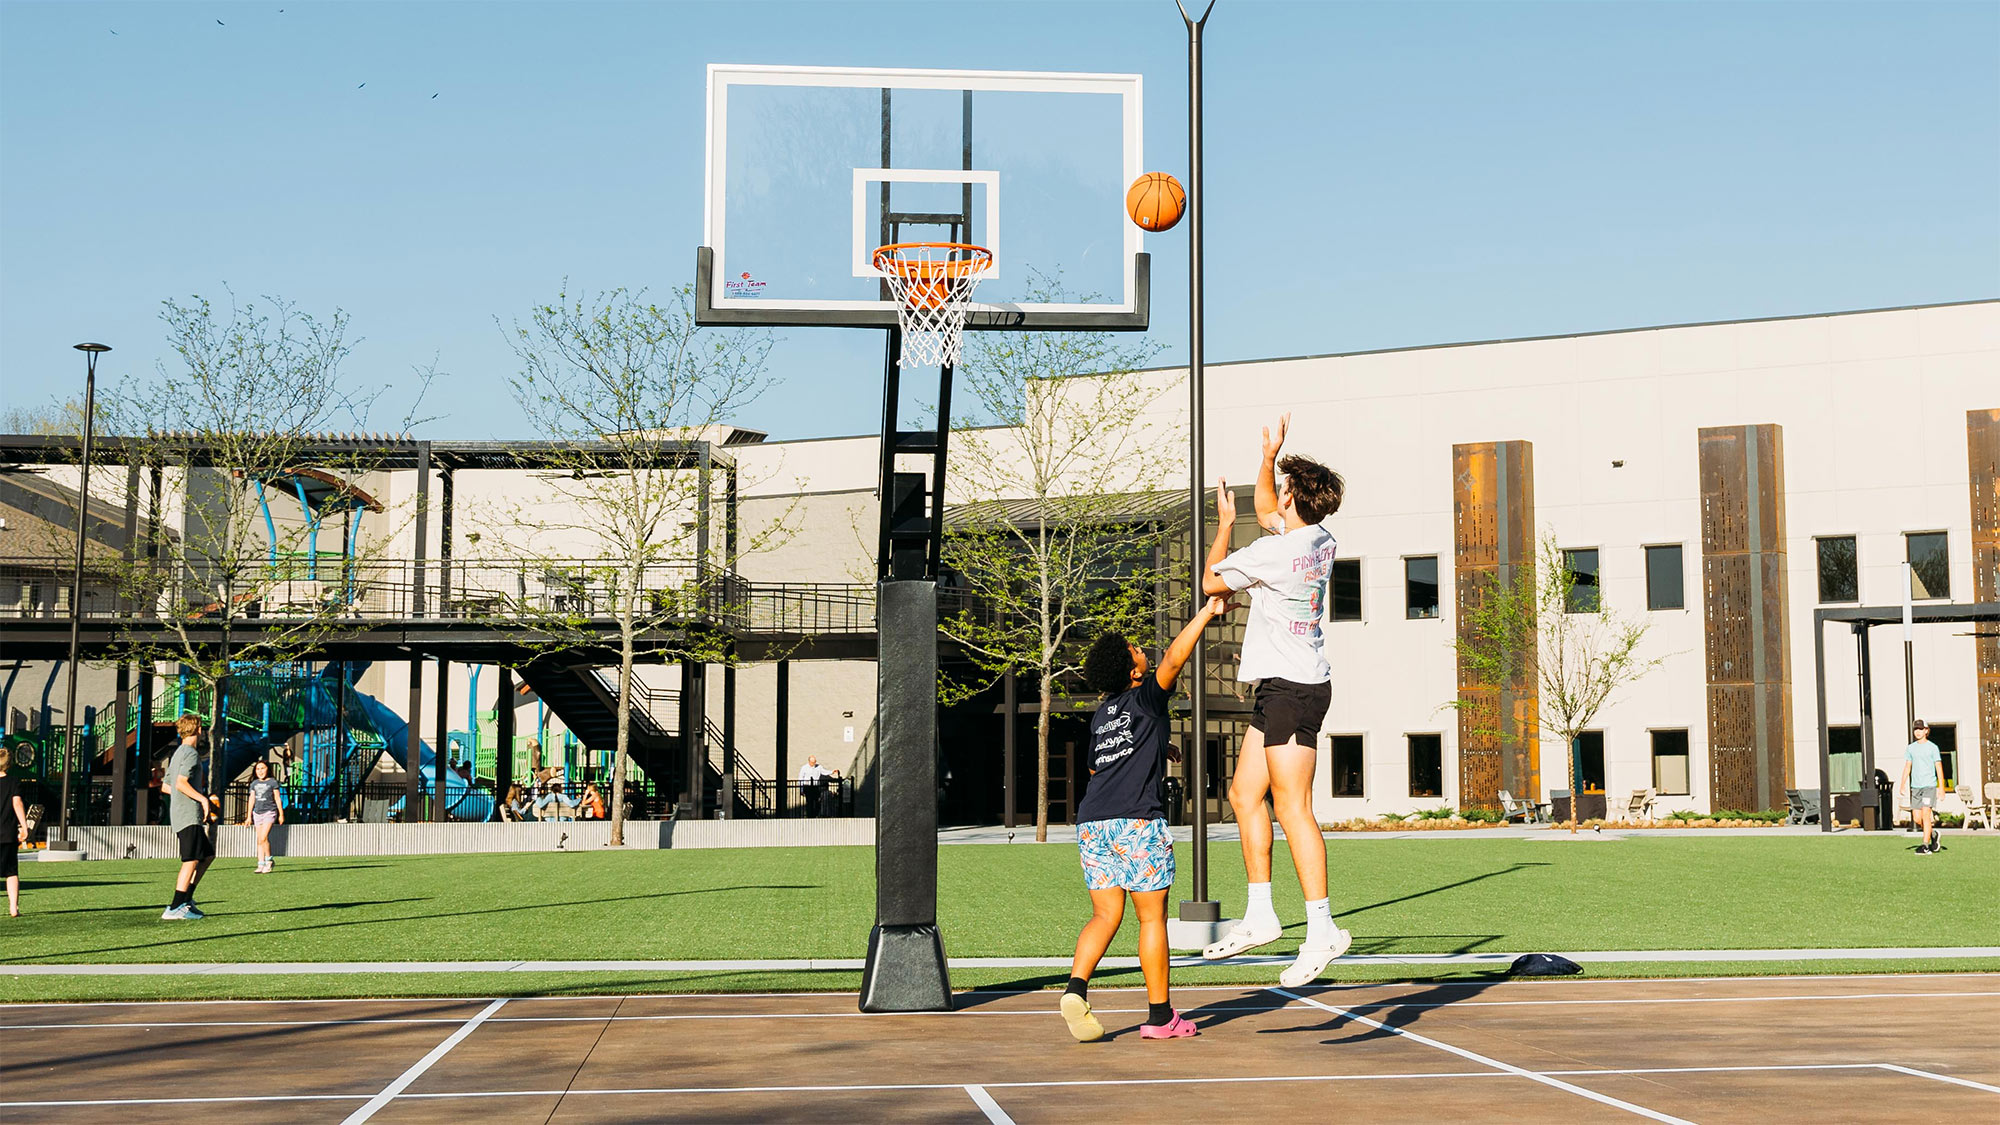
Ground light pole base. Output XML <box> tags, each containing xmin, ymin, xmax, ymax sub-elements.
<box><xmin>39</xmin><ymin>845</ymin><xmax>88</xmax><ymax>862</ymax></box>
<box><xmin>1168</xmin><ymin>915</ymin><xmax>1235</xmax><ymax>952</ymax></box>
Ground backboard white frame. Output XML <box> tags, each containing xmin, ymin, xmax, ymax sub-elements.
<box><xmin>704</xmin><ymin>63</ymin><xmax>1143</xmax><ymax>318</ymax></box>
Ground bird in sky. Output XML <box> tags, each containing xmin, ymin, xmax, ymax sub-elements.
<box><xmin>357</xmin><ymin>82</ymin><xmax>366</xmax><ymax>88</ymax></box>
<box><xmin>216</xmin><ymin>19</ymin><xmax>225</xmax><ymax>25</ymax></box>
<box><xmin>431</xmin><ymin>93</ymin><xmax>439</xmax><ymax>99</ymax></box>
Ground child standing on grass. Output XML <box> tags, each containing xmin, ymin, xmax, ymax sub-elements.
<box><xmin>1060</xmin><ymin>593</ymin><xmax>1234</xmax><ymax>1043</ymax></box>
<box><xmin>1</xmin><ymin>745</ymin><xmax>26</xmax><ymax>917</ymax></box>
<box><xmin>244</xmin><ymin>758</ymin><xmax>285</xmax><ymax>873</ymax></box>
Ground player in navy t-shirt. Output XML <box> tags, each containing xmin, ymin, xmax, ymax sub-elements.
<box><xmin>1058</xmin><ymin>593</ymin><xmax>1234</xmax><ymax>1044</ymax></box>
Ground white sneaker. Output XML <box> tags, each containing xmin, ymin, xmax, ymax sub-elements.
<box><xmin>1278</xmin><ymin>926</ymin><xmax>1354</xmax><ymax>988</ymax></box>
<box><xmin>1202</xmin><ymin>918</ymin><xmax>1284</xmax><ymax>960</ymax></box>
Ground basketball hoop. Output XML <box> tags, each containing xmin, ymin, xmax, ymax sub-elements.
<box><xmin>872</xmin><ymin>242</ymin><xmax>993</xmax><ymax>368</ymax></box>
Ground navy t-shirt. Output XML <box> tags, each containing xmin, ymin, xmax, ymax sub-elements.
<box><xmin>1075</xmin><ymin>675</ymin><xmax>1171</xmax><ymax>823</ymax></box>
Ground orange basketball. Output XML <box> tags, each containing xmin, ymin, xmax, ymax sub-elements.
<box><xmin>1126</xmin><ymin>172</ymin><xmax>1186</xmax><ymax>232</ymax></box>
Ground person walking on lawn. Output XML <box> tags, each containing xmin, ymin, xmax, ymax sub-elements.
<box><xmin>1</xmin><ymin>745</ymin><xmax>27</xmax><ymax>917</ymax></box>
<box><xmin>244</xmin><ymin>758</ymin><xmax>285</xmax><ymax>873</ymax></box>
<box><xmin>164</xmin><ymin>716</ymin><xmax>219</xmax><ymax>919</ymax></box>
<box><xmin>1901</xmin><ymin>719</ymin><xmax>1944</xmax><ymax>854</ymax></box>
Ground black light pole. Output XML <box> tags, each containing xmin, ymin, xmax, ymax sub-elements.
<box><xmin>1177</xmin><ymin>0</ymin><xmax>1219</xmax><ymax>927</ymax></box>
<box><xmin>55</xmin><ymin>342</ymin><xmax>111</xmax><ymax>850</ymax></box>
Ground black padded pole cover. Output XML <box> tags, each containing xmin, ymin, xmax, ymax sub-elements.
<box><xmin>859</xmin><ymin>579</ymin><xmax>952</xmax><ymax>1012</ymax></box>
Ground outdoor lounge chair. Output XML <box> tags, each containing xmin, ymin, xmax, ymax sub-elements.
<box><xmin>1498</xmin><ymin>789</ymin><xmax>1549</xmax><ymax>825</ymax></box>
<box><xmin>1625</xmin><ymin>788</ymin><xmax>1657</xmax><ymax>823</ymax></box>
<box><xmin>1784</xmin><ymin>788</ymin><xmax>1820</xmax><ymax>826</ymax></box>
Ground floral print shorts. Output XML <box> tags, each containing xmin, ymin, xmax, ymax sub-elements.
<box><xmin>1077</xmin><ymin>817</ymin><xmax>1175</xmax><ymax>892</ymax></box>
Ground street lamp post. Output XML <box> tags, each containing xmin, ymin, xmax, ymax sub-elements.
<box><xmin>54</xmin><ymin>342</ymin><xmax>111</xmax><ymax>850</ymax></box>
<box><xmin>1177</xmin><ymin>0</ymin><xmax>1220</xmax><ymax>929</ymax></box>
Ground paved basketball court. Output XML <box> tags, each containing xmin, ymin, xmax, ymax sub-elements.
<box><xmin>5</xmin><ymin>973</ymin><xmax>1996</xmax><ymax>1122</ymax></box>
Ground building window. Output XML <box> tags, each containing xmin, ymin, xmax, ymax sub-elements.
<box><xmin>1816</xmin><ymin>536</ymin><xmax>1858</xmax><ymax>603</ymax></box>
<box><xmin>1930</xmin><ymin>723</ymin><xmax>1958</xmax><ymax>790</ymax></box>
<box><xmin>1650</xmin><ymin>729</ymin><xmax>1690</xmax><ymax>795</ymax></box>
<box><xmin>1907</xmin><ymin>532</ymin><xmax>1950</xmax><ymax>600</ymax></box>
<box><xmin>1562</xmin><ymin>548</ymin><xmax>1601</xmax><ymax>613</ymax></box>
<box><xmin>1645</xmin><ymin>545</ymin><xmax>1684</xmax><ymax>611</ymax></box>
<box><xmin>1562</xmin><ymin>731</ymin><xmax>1606</xmax><ymax>792</ymax></box>
<box><xmin>1331</xmin><ymin>558</ymin><xmax>1361</xmax><ymax>622</ymax></box>
<box><xmin>1407</xmin><ymin>733</ymin><xmax>1443</xmax><ymax>798</ymax></box>
<box><xmin>1329</xmin><ymin>735</ymin><xmax>1364</xmax><ymax>796</ymax></box>
<box><xmin>1828</xmin><ymin>726</ymin><xmax>1862</xmax><ymax>792</ymax></box>
<box><xmin>1404</xmin><ymin>556</ymin><xmax>1439</xmax><ymax>619</ymax></box>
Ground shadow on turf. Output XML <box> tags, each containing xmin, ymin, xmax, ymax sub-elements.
<box><xmin>1336</xmin><ymin>862</ymin><xmax>1551</xmax><ymax>921</ymax></box>
<box><xmin>1</xmin><ymin>884</ymin><xmax>820</xmax><ymax>963</ymax></box>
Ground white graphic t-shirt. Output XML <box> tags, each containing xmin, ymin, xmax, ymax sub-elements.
<box><xmin>1214</xmin><ymin>524</ymin><xmax>1337</xmax><ymax>685</ymax></box>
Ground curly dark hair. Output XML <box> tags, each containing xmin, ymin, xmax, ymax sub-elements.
<box><xmin>1082</xmin><ymin>632</ymin><xmax>1138</xmax><ymax>695</ymax></box>
<box><xmin>1280</xmin><ymin>454</ymin><xmax>1344</xmax><ymax>524</ymax></box>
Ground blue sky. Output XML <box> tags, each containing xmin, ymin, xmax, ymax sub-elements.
<box><xmin>3</xmin><ymin>0</ymin><xmax>1995</xmax><ymax>440</ymax></box>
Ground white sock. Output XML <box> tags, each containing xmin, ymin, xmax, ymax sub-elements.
<box><xmin>1304</xmin><ymin>898</ymin><xmax>1334</xmax><ymax>948</ymax></box>
<box><xmin>1244</xmin><ymin>882</ymin><xmax>1277</xmax><ymax>927</ymax></box>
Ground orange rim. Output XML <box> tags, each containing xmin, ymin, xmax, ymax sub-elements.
<box><xmin>871</xmin><ymin>242</ymin><xmax>994</xmax><ymax>281</ymax></box>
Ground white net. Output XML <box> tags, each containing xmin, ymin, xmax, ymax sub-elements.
<box><xmin>873</xmin><ymin>243</ymin><xmax>993</xmax><ymax>368</ymax></box>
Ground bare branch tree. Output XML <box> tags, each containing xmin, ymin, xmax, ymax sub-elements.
<box><xmin>490</xmin><ymin>283</ymin><xmax>786</xmax><ymax>845</ymax></box>
<box><xmin>942</xmin><ymin>276</ymin><xmax>1181</xmax><ymax>840</ymax></box>
<box><xmin>1454</xmin><ymin>532</ymin><xmax>1670</xmax><ymax>830</ymax></box>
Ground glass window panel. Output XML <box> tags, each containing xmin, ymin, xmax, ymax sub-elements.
<box><xmin>1329</xmin><ymin>735</ymin><xmax>1364</xmax><ymax>796</ymax></box>
<box><xmin>1907</xmin><ymin>532</ymin><xmax>1950</xmax><ymax>600</ymax></box>
<box><xmin>1816</xmin><ymin>536</ymin><xmax>1858</xmax><ymax>603</ymax></box>
<box><xmin>1407</xmin><ymin>733</ymin><xmax>1443</xmax><ymax>798</ymax></box>
<box><xmin>1563</xmin><ymin>548</ymin><xmax>1601</xmax><ymax>613</ymax></box>
<box><xmin>1331</xmin><ymin>558</ymin><xmax>1361</xmax><ymax>622</ymax></box>
<box><xmin>1930</xmin><ymin>723</ymin><xmax>1957</xmax><ymax>789</ymax></box>
<box><xmin>1404</xmin><ymin>557</ymin><xmax>1439</xmax><ymax>620</ymax></box>
<box><xmin>1828</xmin><ymin>726</ymin><xmax>1862</xmax><ymax>792</ymax></box>
<box><xmin>1572</xmin><ymin>730</ymin><xmax>1606</xmax><ymax>792</ymax></box>
<box><xmin>1650</xmin><ymin>729</ymin><xmax>1690</xmax><ymax>795</ymax></box>
<box><xmin>1645</xmin><ymin>545</ymin><xmax>1684</xmax><ymax>610</ymax></box>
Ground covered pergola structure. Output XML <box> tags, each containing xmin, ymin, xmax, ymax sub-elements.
<box><xmin>1811</xmin><ymin>600</ymin><xmax>2000</xmax><ymax>833</ymax></box>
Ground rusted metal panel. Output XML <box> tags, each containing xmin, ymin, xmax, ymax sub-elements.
<box><xmin>1700</xmin><ymin>424</ymin><xmax>1793</xmax><ymax>812</ymax></box>
<box><xmin>1970</xmin><ymin>409</ymin><xmax>2000</xmax><ymax>787</ymax></box>
<box><xmin>1453</xmin><ymin>440</ymin><xmax>1536</xmax><ymax>809</ymax></box>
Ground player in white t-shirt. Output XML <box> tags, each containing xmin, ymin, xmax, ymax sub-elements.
<box><xmin>1198</xmin><ymin>414</ymin><xmax>1352</xmax><ymax>988</ymax></box>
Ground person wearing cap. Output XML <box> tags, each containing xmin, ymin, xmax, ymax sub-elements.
<box><xmin>1899</xmin><ymin>720</ymin><xmax>1944</xmax><ymax>855</ymax></box>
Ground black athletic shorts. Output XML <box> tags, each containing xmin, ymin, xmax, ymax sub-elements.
<box><xmin>0</xmin><ymin>841</ymin><xmax>17</xmax><ymax>880</ymax></box>
<box><xmin>1249</xmin><ymin>678</ymin><xmax>1331</xmax><ymax>748</ymax></box>
<box><xmin>177</xmin><ymin>824</ymin><xmax>216</xmax><ymax>863</ymax></box>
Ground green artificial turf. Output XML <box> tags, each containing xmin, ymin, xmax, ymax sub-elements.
<box><xmin>1</xmin><ymin>834</ymin><xmax>1993</xmax><ymax>1002</ymax></box>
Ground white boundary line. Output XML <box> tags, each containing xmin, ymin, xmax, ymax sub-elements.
<box><xmin>1271</xmin><ymin>987</ymin><xmax>1694</xmax><ymax>1124</ymax></box>
<box><xmin>11</xmin><ymin>989</ymin><xmax>2000</xmax><ymax>1030</ymax></box>
<box><xmin>12</xmin><ymin>1063</ymin><xmax>1979</xmax><ymax>1110</ymax></box>
<box><xmin>964</xmin><ymin>1084</ymin><xmax>1015</xmax><ymax>1124</ymax></box>
<box><xmin>11</xmin><ymin>946</ymin><xmax>2000</xmax><ymax>975</ymax></box>
<box><xmin>6</xmin><ymin>971</ymin><xmax>1997</xmax><ymax>1004</ymax></box>
<box><xmin>339</xmin><ymin>998</ymin><xmax>506</xmax><ymax>1124</ymax></box>
<box><xmin>1875</xmin><ymin>1063</ymin><xmax>2000</xmax><ymax>1094</ymax></box>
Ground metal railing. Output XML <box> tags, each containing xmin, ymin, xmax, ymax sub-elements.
<box><xmin>0</xmin><ymin>556</ymin><xmax>882</xmax><ymax>636</ymax></box>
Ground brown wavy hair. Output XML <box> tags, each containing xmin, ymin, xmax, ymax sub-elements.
<box><xmin>1281</xmin><ymin>454</ymin><xmax>1344</xmax><ymax>524</ymax></box>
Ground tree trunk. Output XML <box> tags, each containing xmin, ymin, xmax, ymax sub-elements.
<box><xmin>611</xmin><ymin>634</ymin><xmax>634</xmax><ymax>848</ymax></box>
<box><xmin>1569</xmin><ymin>735</ymin><xmax>1580</xmax><ymax>834</ymax></box>
<box><xmin>1035</xmin><ymin>670</ymin><xmax>1054</xmax><ymax>842</ymax></box>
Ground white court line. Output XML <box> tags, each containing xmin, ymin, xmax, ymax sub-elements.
<box><xmin>1272</xmin><ymin>986</ymin><xmax>1694</xmax><ymax>1124</ymax></box>
<box><xmin>964</xmin><ymin>1084</ymin><xmax>1015</xmax><ymax>1124</ymax></box>
<box><xmin>2</xmin><ymin>1065</ymin><xmax>1932</xmax><ymax>1109</ymax></box>
<box><xmin>339</xmin><ymin>998</ymin><xmax>506</xmax><ymax>1124</ymax></box>
<box><xmin>1874</xmin><ymin>1063</ymin><xmax>2000</xmax><ymax>1094</ymax></box>
<box><xmin>13</xmin><ymin>989</ymin><xmax>2000</xmax><ymax>1030</ymax></box>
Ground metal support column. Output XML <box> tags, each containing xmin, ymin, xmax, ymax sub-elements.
<box><xmin>496</xmin><ymin>666</ymin><xmax>515</xmax><ymax>804</ymax></box>
<box><xmin>406</xmin><ymin>441</ymin><xmax>430</xmax><ymax>820</ymax></box>
<box><xmin>721</xmin><ymin>664</ymin><xmax>737</xmax><ymax>818</ymax></box>
<box><xmin>1815</xmin><ymin>612</ymin><xmax>1832</xmax><ymax>833</ymax></box>
<box><xmin>433</xmin><ymin>657</ymin><xmax>450</xmax><ymax>821</ymax></box>
<box><xmin>1002</xmin><ymin>670</ymin><xmax>1018</xmax><ymax>830</ymax></box>
<box><xmin>1177</xmin><ymin>0</ymin><xmax>1220</xmax><ymax>926</ymax></box>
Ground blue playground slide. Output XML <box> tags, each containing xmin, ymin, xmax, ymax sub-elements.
<box><xmin>215</xmin><ymin>664</ymin><xmax>494</xmax><ymax>821</ymax></box>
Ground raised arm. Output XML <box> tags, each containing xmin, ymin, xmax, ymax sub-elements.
<box><xmin>1253</xmin><ymin>413</ymin><xmax>1290</xmax><ymax>533</ymax></box>
<box><xmin>1202</xmin><ymin>479</ymin><xmax>1238</xmax><ymax>596</ymax></box>
<box><xmin>1155</xmin><ymin>595</ymin><xmax>1233</xmax><ymax>691</ymax></box>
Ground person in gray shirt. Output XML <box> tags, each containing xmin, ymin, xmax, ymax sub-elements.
<box><xmin>164</xmin><ymin>715</ymin><xmax>219</xmax><ymax>920</ymax></box>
